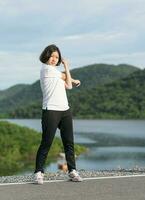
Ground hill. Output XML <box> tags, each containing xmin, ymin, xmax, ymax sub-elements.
<box><xmin>0</xmin><ymin>63</ymin><xmax>140</xmax><ymax>118</ymax></box>
<box><xmin>68</xmin><ymin>69</ymin><xmax>145</xmax><ymax>118</ymax></box>
<box><xmin>0</xmin><ymin>81</ymin><xmax>42</xmax><ymax>117</ymax></box>
<box><xmin>70</xmin><ymin>63</ymin><xmax>139</xmax><ymax>89</ymax></box>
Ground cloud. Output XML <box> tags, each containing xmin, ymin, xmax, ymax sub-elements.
<box><xmin>0</xmin><ymin>0</ymin><xmax>114</xmax><ymax>15</ymax></box>
<box><xmin>70</xmin><ymin>51</ymin><xmax>145</xmax><ymax>70</ymax></box>
<box><xmin>0</xmin><ymin>0</ymin><xmax>145</xmax><ymax>89</ymax></box>
<box><xmin>93</xmin><ymin>52</ymin><xmax>145</xmax><ymax>68</ymax></box>
<box><xmin>0</xmin><ymin>51</ymin><xmax>40</xmax><ymax>89</ymax></box>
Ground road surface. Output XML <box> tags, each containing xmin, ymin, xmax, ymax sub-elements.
<box><xmin>0</xmin><ymin>175</ymin><xmax>145</xmax><ymax>200</ymax></box>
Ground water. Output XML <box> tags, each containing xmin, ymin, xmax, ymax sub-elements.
<box><xmin>4</xmin><ymin>119</ymin><xmax>145</xmax><ymax>172</ymax></box>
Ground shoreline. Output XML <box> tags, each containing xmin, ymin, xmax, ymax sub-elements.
<box><xmin>1</xmin><ymin>168</ymin><xmax>145</xmax><ymax>184</ymax></box>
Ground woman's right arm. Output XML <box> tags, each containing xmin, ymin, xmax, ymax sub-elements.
<box><xmin>61</xmin><ymin>72</ymin><xmax>81</xmax><ymax>87</ymax></box>
<box><xmin>61</xmin><ymin>59</ymin><xmax>72</xmax><ymax>89</ymax></box>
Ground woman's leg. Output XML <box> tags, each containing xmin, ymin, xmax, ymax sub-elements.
<box><xmin>35</xmin><ymin>110</ymin><xmax>61</xmax><ymax>173</ymax></box>
<box><xmin>59</xmin><ymin>109</ymin><xmax>76</xmax><ymax>172</ymax></box>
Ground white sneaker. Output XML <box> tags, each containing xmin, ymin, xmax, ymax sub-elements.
<box><xmin>35</xmin><ymin>171</ymin><xmax>44</xmax><ymax>184</ymax></box>
<box><xmin>68</xmin><ymin>170</ymin><xmax>83</xmax><ymax>182</ymax></box>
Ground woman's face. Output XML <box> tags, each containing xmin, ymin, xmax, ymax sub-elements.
<box><xmin>47</xmin><ymin>51</ymin><xmax>59</xmax><ymax>66</ymax></box>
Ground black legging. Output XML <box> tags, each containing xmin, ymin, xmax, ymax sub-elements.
<box><xmin>35</xmin><ymin>108</ymin><xmax>76</xmax><ymax>173</ymax></box>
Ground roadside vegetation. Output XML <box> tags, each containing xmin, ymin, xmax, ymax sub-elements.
<box><xmin>0</xmin><ymin>121</ymin><xmax>86</xmax><ymax>176</ymax></box>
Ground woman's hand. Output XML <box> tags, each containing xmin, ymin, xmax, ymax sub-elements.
<box><xmin>72</xmin><ymin>79</ymin><xmax>81</xmax><ymax>87</ymax></box>
<box><xmin>61</xmin><ymin>58</ymin><xmax>69</xmax><ymax>68</ymax></box>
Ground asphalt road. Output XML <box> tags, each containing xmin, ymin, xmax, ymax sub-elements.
<box><xmin>0</xmin><ymin>176</ymin><xmax>145</xmax><ymax>200</ymax></box>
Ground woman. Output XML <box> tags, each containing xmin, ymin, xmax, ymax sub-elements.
<box><xmin>34</xmin><ymin>44</ymin><xmax>82</xmax><ymax>184</ymax></box>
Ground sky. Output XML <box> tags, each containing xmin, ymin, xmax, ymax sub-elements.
<box><xmin>0</xmin><ymin>0</ymin><xmax>145</xmax><ymax>90</ymax></box>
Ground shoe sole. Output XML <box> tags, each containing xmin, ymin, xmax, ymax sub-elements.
<box><xmin>69</xmin><ymin>178</ymin><xmax>83</xmax><ymax>182</ymax></box>
<box><xmin>35</xmin><ymin>178</ymin><xmax>44</xmax><ymax>185</ymax></box>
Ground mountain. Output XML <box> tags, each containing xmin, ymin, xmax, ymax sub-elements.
<box><xmin>70</xmin><ymin>63</ymin><xmax>139</xmax><ymax>89</ymax></box>
<box><xmin>68</xmin><ymin>69</ymin><xmax>145</xmax><ymax>119</ymax></box>
<box><xmin>0</xmin><ymin>63</ymin><xmax>141</xmax><ymax>119</ymax></box>
<box><xmin>0</xmin><ymin>84</ymin><xmax>28</xmax><ymax>101</ymax></box>
<box><xmin>0</xmin><ymin>81</ymin><xmax>42</xmax><ymax>117</ymax></box>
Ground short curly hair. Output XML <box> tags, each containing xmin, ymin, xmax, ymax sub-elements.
<box><xmin>39</xmin><ymin>44</ymin><xmax>62</xmax><ymax>65</ymax></box>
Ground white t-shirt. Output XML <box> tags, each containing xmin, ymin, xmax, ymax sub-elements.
<box><xmin>40</xmin><ymin>64</ymin><xmax>69</xmax><ymax>111</ymax></box>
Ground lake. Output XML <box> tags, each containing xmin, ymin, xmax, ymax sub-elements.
<box><xmin>4</xmin><ymin>119</ymin><xmax>145</xmax><ymax>173</ymax></box>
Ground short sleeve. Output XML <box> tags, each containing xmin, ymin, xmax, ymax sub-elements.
<box><xmin>43</xmin><ymin>68</ymin><xmax>61</xmax><ymax>78</ymax></box>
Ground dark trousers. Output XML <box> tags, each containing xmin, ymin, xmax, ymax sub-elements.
<box><xmin>35</xmin><ymin>108</ymin><xmax>76</xmax><ymax>173</ymax></box>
